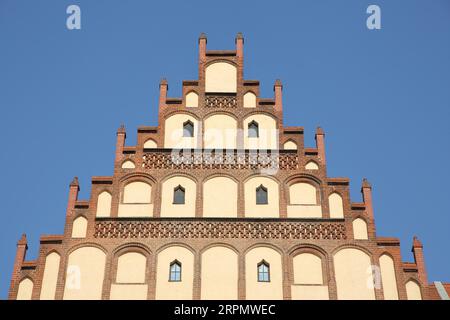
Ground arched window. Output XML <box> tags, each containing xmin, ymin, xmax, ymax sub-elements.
<box><xmin>248</xmin><ymin>120</ymin><xmax>259</xmax><ymax>138</ymax></box>
<box><xmin>183</xmin><ymin>121</ymin><xmax>194</xmax><ymax>137</ymax></box>
<box><xmin>257</xmin><ymin>261</ymin><xmax>270</xmax><ymax>282</ymax></box>
<box><xmin>173</xmin><ymin>185</ymin><xmax>185</xmax><ymax>204</ymax></box>
<box><xmin>169</xmin><ymin>260</ymin><xmax>182</xmax><ymax>282</ymax></box>
<box><xmin>256</xmin><ymin>185</ymin><xmax>268</xmax><ymax>204</ymax></box>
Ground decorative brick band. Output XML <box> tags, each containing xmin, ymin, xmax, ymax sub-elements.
<box><xmin>205</xmin><ymin>95</ymin><xmax>237</xmax><ymax>108</ymax></box>
<box><xmin>142</xmin><ymin>150</ymin><xmax>299</xmax><ymax>170</ymax></box>
<box><xmin>94</xmin><ymin>219</ymin><xmax>346</xmax><ymax>240</ymax></box>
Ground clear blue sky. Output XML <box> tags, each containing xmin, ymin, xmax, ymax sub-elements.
<box><xmin>1</xmin><ymin>0</ymin><xmax>449</xmax><ymax>299</ymax></box>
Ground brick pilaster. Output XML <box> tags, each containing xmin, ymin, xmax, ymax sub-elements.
<box><xmin>315</xmin><ymin>127</ymin><xmax>326</xmax><ymax>166</ymax></box>
<box><xmin>8</xmin><ymin>234</ymin><xmax>28</xmax><ymax>300</ymax></box>
<box><xmin>412</xmin><ymin>236</ymin><xmax>428</xmax><ymax>285</ymax></box>
<box><xmin>115</xmin><ymin>125</ymin><xmax>126</xmax><ymax>165</ymax></box>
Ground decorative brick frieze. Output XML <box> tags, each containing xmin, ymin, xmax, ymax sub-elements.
<box><xmin>205</xmin><ymin>94</ymin><xmax>237</xmax><ymax>108</ymax></box>
<box><xmin>142</xmin><ymin>149</ymin><xmax>299</xmax><ymax>170</ymax></box>
<box><xmin>94</xmin><ymin>218</ymin><xmax>347</xmax><ymax>240</ymax></box>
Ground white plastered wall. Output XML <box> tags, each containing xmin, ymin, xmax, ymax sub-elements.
<box><xmin>245</xmin><ymin>247</ymin><xmax>283</xmax><ymax>300</ymax></box>
<box><xmin>110</xmin><ymin>252</ymin><xmax>148</xmax><ymax>300</ymax></box>
<box><xmin>71</xmin><ymin>216</ymin><xmax>87</xmax><ymax>238</ymax></box>
<box><xmin>143</xmin><ymin>139</ymin><xmax>157</xmax><ymax>148</ymax></box>
<box><xmin>121</xmin><ymin>160</ymin><xmax>135</xmax><ymax>169</ymax></box>
<box><xmin>40</xmin><ymin>252</ymin><xmax>60</xmax><ymax>300</ymax></box>
<box><xmin>96</xmin><ymin>191</ymin><xmax>112</xmax><ymax>217</ymax></box>
<box><xmin>203</xmin><ymin>114</ymin><xmax>237</xmax><ymax>149</ymax></box>
<box><xmin>243</xmin><ymin>115</ymin><xmax>278</xmax><ymax>150</ymax></box>
<box><xmin>287</xmin><ymin>182</ymin><xmax>322</xmax><ymax>218</ymax></box>
<box><xmin>16</xmin><ymin>278</ymin><xmax>33</xmax><ymax>300</ymax></box>
<box><xmin>283</xmin><ymin>141</ymin><xmax>297</xmax><ymax>150</ymax></box>
<box><xmin>118</xmin><ymin>181</ymin><xmax>153</xmax><ymax>217</ymax></box>
<box><xmin>244</xmin><ymin>176</ymin><xmax>279</xmax><ymax>218</ymax></box>
<box><xmin>243</xmin><ymin>92</ymin><xmax>256</xmax><ymax>108</ymax></box>
<box><xmin>293</xmin><ymin>253</ymin><xmax>323</xmax><ymax>284</ymax></box>
<box><xmin>164</xmin><ymin>114</ymin><xmax>199</xmax><ymax>149</ymax></box>
<box><xmin>291</xmin><ymin>253</ymin><xmax>329</xmax><ymax>300</ymax></box>
<box><xmin>305</xmin><ymin>161</ymin><xmax>319</xmax><ymax>170</ymax></box>
<box><xmin>116</xmin><ymin>252</ymin><xmax>146</xmax><ymax>283</ymax></box>
<box><xmin>406</xmin><ymin>280</ymin><xmax>422</xmax><ymax>300</ymax></box>
<box><xmin>203</xmin><ymin>176</ymin><xmax>237</xmax><ymax>217</ymax></box>
<box><xmin>110</xmin><ymin>284</ymin><xmax>148</xmax><ymax>300</ymax></box>
<box><xmin>185</xmin><ymin>91</ymin><xmax>199</xmax><ymax>108</ymax></box>
<box><xmin>333</xmin><ymin>248</ymin><xmax>375</xmax><ymax>300</ymax></box>
<box><xmin>201</xmin><ymin>246</ymin><xmax>238</xmax><ymax>300</ymax></box>
<box><xmin>353</xmin><ymin>218</ymin><xmax>368</xmax><ymax>240</ymax></box>
<box><xmin>63</xmin><ymin>247</ymin><xmax>106</xmax><ymax>300</ymax></box>
<box><xmin>155</xmin><ymin>246</ymin><xmax>194</xmax><ymax>300</ymax></box>
<box><xmin>329</xmin><ymin>193</ymin><xmax>344</xmax><ymax>218</ymax></box>
<box><xmin>161</xmin><ymin>176</ymin><xmax>196</xmax><ymax>217</ymax></box>
<box><xmin>379</xmin><ymin>254</ymin><xmax>399</xmax><ymax>300</ymax></box>
<box><xmin>205</xmin><ymin>62</ymin><xmax>237</xmax><ymax>93</ymax></box>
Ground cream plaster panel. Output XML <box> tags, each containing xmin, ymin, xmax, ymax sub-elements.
<box><xmin>293</xmin><ymin>253</ymin><xmax>323</xmax><ymax>285</ymax></box>
<box><xmin>204</xmin><ymin>114</ymin><xmax>237</xmax><ymax>149</ymax></box>
<box><xmin>123</xmin><ymin>181</ymin><xmax>152</xmax><ymax>204</ymax></box>
<box><xmin>110</xmin><ymin>284</ymin><xmax>148</xmax><ymax>300</ymax></box>
<box><xmin>289</xmin><ymin>183</ymin><xmax>317</xmax><ymax>205</ymax></box>
<box><xmin>155</xmin><ymin>246</ymin><xmax>194</xmax><ymax>300</ymax></box>
<box><xmin>161</xmin><ymin>176</ymin><xmax>196</xmax><ymax>217</ymax></box>
<box><xmin>283</xmin><ymin>141</ymin><xmax>297</xmax><ymax>150</ymax></box>
<box><xmin>203</xmin><ymin>177</ymin><xmax>237</xmax><ymax>217</ymax></box>
<box><xmin>118</xmin><ymin>204</ymin><xmax>153</xmax><ymax>217</ymax></box>
<box><xmin>17</xmin><ymin>278</ymin><xmax>33</xmax><ymax>300</ymax></box>
<box><xmin>406</xmin><ymin>280</ymin><xmax>422</xmax><ymax>300</ymax></box>
<box><xmin>243</xmin><ymin>115</ymin><xmax>278</xmax><ymax>150</ymax></box>
<box><xmin>205</xmin><ymin>62</ymin><xmax>237</xmax><ymax>93</ymax></box>
<box><xmin>333</xmin><ymin>248</ymin><xmax>375</xmax><ymax>300</ymax></box>
<box><xmin>116</xmin><ymin>252</ymin><xmax>146</xmax><ymax>284</ymax></box>
<box><xmin>287</xmin><ymin>205</ymin><xmax>322</xmax><ymax>218</ymax></box>
<box><xmin>353</xmin><ymin>218</ymin><xmax>368</xmax><ymax>240</ymax></box>
<box><xmin>291</xmin><ymin>285</ymin><xmax>329</xmax><ymax>300</ymax></box>
<box><xmin>63</xmin><ymin>247</ymin><xmax>106</xmax><ymax>300</ymax></box>
<box><xmin>164</xmin><ymin>114</ymin><xmax>199</xmax><ymax>149</ymax></box>
<box><xmin>40</xmin><ymin>252</ymin><xmax>60</xmax><ymax>300</ymax></box>
<box><xmin>96</xmin><ymin>191</ymin><xmax>112</xmax><ymax>217</ymax></box>
<box><xmin>71</xmin><ymin>216</ymin><xmax>87</xmax><ymax>238</ymax></box>
<box><xmin>201</xmin><ymin>246</ymin><xmax>238</xmax><ymax>300</ymax></box>
<box><xmin>185</xmin><ymin>91</ymin><xmax>199</xmax><ymax>108</ymax></box>
<box><xmin>329</xmin><ymin>193</ymin><xmax>344</xmax><ymax>218</ymax></box>
<box><xmin>143</xmin><ymin>139</ymin><xmax>157</xmax><ymax>148</ymax></box>
<box><xmin>379</xmin><ymin>254</ymin><xmax>399</xmax><ymax>300</ymax></box>
<box><xmin>121</xmin><ymin>160</ymin><xmax>135</xmax><ymax>169</ymax></box>
<box><xmin>244</xmin><ymin>177</ymin><xmax>279</xmax><ymax>218</ymax></box>
<box><xmin>305</xmin><ymin>161</ymin><xmax>319</xmax><ymax>170</ymax></box>
<box><xmin>245</xmin><ymin>247</ymin><xmax>283</xmax><ymax>300</ymax></box>
<box><xmin>243</xmin><ymin>92</ymin><xmax>256</xmax><ymax>108</ymax></box>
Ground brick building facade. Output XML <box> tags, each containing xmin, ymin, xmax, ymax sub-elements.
<box><xmin>8</xmin><ymin>33</ymin><xmax>450</xmax><ymax>300</ymax></box>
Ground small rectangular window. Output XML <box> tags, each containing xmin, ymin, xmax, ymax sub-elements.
<box><xmin>257</xmin><ymin>262</ymin><xmax>270</xmax><ymax>282</ymax></box>
<box><xmin>256</xmin><ymin>185</ymin><xmax>268</xmax><ymax>205</ymax></box>
<box><xmin>169</xmin><ymin>261</ymin><xmax>182</xmax><ymax>282</ymax></box>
